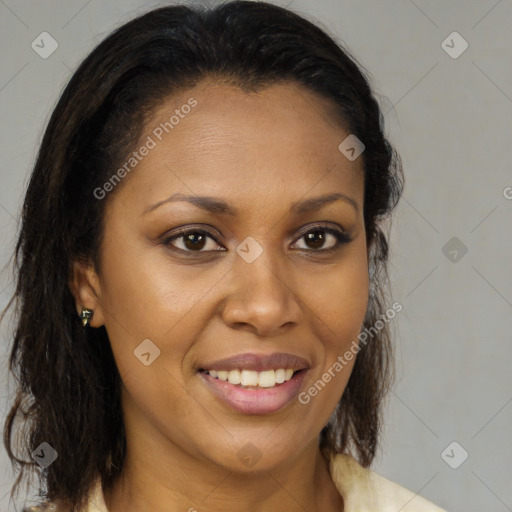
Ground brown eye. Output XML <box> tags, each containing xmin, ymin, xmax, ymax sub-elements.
<box><xmin>292</xmin><ymin>225</ymin><xmax>352</xmax><ymax>252</ymax></box>
<box><xmin>304</xmin><ymin>230</ymin><xmax>327</xmax><ymax>250</ymax></box>
<box><xmin>164</xmin><ymin>229</ymin><xmax>224</xmax><ymax>253</ymax></box>
<box><xmin>182</xmin><ymin>232</ymin><xmax>207</xmax><ymax>251</ymax></box>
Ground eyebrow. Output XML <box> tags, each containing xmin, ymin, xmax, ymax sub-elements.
<box><xmin>143</xmin><ymin>191</ymin><xmax>359</xmax><ymax>216</ymax></box>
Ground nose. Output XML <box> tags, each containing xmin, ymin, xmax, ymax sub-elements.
<box><xmin>220</xmin><ymin>248</ymin><xmax>303</xmax><ymax>337</ymax></box>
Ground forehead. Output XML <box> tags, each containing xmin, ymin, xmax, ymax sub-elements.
<box><xmin>149</xmin><ymin>79</ymin><xmax>353</xmax><ymax>153</ymax></box>
<box><xmin>109</xmin><ymin>80</ymin><xmax>364</xmax><ymax>215</ymax></box>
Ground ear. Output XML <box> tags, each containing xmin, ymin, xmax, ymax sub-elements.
<box><xmin>69</xmin><ymin>259</ymin><xmax>105</xmax><ymax>328</ymax></box>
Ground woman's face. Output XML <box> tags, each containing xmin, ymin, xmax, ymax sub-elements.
<box><xmin>81</xmin><ymin>80</ymin><xmax>368</xmax><ymax>472</ymax></box>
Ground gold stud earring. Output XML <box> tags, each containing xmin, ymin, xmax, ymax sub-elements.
<box><xmin>80</xmin><ymin>307</ymin><xmax>94</xmax><ymax>328</ymax></box>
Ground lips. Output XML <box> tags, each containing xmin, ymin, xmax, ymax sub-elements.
<box><xmin>199</xmin><ymin>352</ymin><xmax>310</xmax><ymax>372</ymax></box>
<box><xmin>197</xmin><ymin>352</ymin><xmax>310</xmax><ymax>414</ymax></box>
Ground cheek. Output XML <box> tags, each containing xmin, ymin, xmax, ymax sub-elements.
<box><xmin>99</xmin><ymin>222</ymin><xmax>230</xmax><ymax>329</ymax></box>
<box><xmin>297</xmin><ymin>242</ymin><xmax>368</xmax><ymax>411</ymax></box>
<box><xmin>303</xmin><ymin>246</ymin><xmax>369</xmax><ymax>348</ymax></box>
<box><xmin>97</xmin><ymin>234</ymin><xmax>219</xmax><ymax>379</ymax></box>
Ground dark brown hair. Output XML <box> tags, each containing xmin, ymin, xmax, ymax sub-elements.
<box><xmin>1</xmin><ymin>1</ymin><xmax>403</xmax><ymax>510</ymax></box>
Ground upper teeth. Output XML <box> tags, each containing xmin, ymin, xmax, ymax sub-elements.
<box><xmin>207</xmin><ymin>369</ymin><xmax>296</xmax><ymax>387</ymax></box>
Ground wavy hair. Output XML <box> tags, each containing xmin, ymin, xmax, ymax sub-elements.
<box><xmin>1</xmin><ymin>1</ymin><xmax>403</xmax><ymax>510</ymax></box>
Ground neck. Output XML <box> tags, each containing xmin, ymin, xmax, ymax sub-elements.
<box><xmin>103</xmin><ymin>434</ymin><xmax>343</xmax><ymax>512</ymax></box>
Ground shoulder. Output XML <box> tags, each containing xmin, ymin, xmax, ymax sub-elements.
<box><xmin>23</xmin><ymin>478</ymin><xmax>107</xmax><ymax>512</ymax></box>
<box><xmin>22</xmin><ymin>485</ymin><xmax>102</xmax><ymax>512</ymax></box>
<box><xmin>23</xmin><ymin>506</ymin><xmax>58</xmax><ymax>512</ymax></box>
<box><xmin>329</xmin><ymin>453</ymin><xmax>448</xmax><ymax>512</ymax></box>
<box><xmin>23</xmin><ymin>501</ymin><xmax>70</xmax><ymax>512</ymax></box>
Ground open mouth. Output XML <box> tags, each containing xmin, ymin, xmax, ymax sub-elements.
<box><xmin>196</xmin><ymin>352</ymin><xmax>310</xmax><ymax>414</ymax></box>
<box><xmin>198</xmin><ymin>367</ymin><xmax>308</xmax><ymax>414</ymax></box>
<box><xmin>198</xmin><ymin>368</ymin><xmax>305</xmax><ymax>389</ymax></box>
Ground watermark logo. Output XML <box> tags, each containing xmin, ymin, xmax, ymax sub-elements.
<box><xmin>236</xmin><ymin>236</ymin><xmax>263</xmax><ymax>263</ymax></box>
<box><xmin>134</xmin><ymin>339</ymin><xmax>161</xmax><ymax>366</ymax></box>
<box><xmin>441</xmin><ymin>441</ymin><xmax>468</xmax><ymax>469</ymax></box>
<box><xmin>338</xmin><ymin>134</ymin><xmax>365</xmax><ymax>161</ymax></box>
<box><xmin>237</xmin><ymin>442</ymin><xmax>262</xmax><ymax>468</ymax></box>
<box><xmin>150</xmin><ymin>97</ymin><xmax>197</xmax><ymax>141</ymax></box>
<box><xmin>32</xmin><ymin>442</ymin><xmax>58</xmax><ymax>469</ymax></box>
<box><xmin>442</xmin><ymin>236</ymin><xmax>468</xmax><ymax>263</ymax></box>
<box><xmin>298</xmin><ymin>302</ymin><xmax>402</xmax><ymax>405</ymax></box>
<box><xmin>93</xmin><ymin>97</ymin><xmax>198</xmax><ymax>200</ymax></box>
<box><xmin>441</xmin><ymin>31</ymin><xmax>468</xmax><ymax>59</ymax></box>
<box><xmin>31</xmin><ymin>32</ymin><xmax>58</xmax><ymax>59</ymax></box>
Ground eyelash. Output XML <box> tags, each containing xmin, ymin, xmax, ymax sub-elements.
<box><xmin>162</xmin><ymin>223</ymin><xmax>352</xmax><ymax>255</ymax></box>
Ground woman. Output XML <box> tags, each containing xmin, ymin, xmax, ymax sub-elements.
<box><xmin>2</xmin><ymin>1</ymin><xmax>447</xmax><ymax>511</ymax></box>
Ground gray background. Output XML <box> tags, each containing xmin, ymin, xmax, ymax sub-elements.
<box><xmin>1</xmin><ymin>1</ymin><xmax>511</xmax><ymax>511</ymax></box>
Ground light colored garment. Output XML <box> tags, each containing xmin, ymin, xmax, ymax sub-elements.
<box><xmin>329</xmin><ymin>453</ymin><xmax>447</xmax><ymax>511</ymax></box>
<box><xmin>25</xmin><ymin>453</ymin><xmax>447</xmax><ymax>511</ymax></box>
